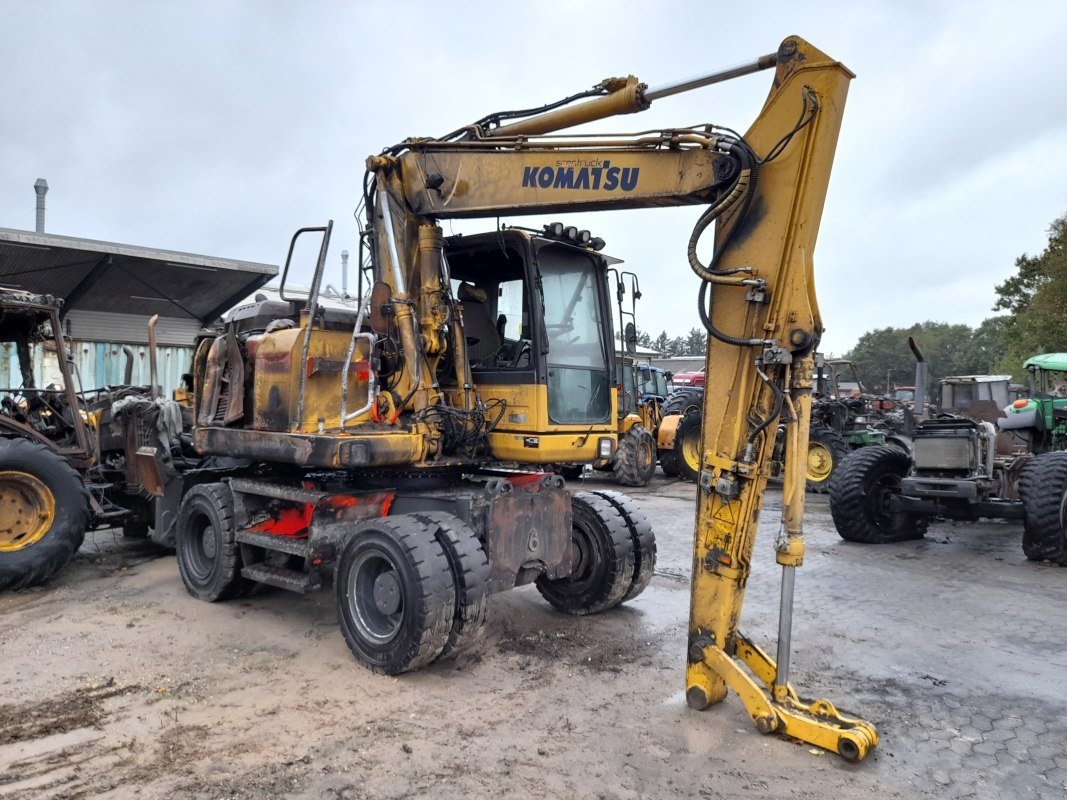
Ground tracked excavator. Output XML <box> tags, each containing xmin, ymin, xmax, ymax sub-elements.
<box><xmin>177</xmin><ymin>36</ymin><xmax>872</xmax><ymax>759</ymax></box>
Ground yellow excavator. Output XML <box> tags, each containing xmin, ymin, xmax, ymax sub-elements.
<box><xmin>174</xmin><ymin>36</ymin><xmax>873</xmax><ymax>760</ymax></box>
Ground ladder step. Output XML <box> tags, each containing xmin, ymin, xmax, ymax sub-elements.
<box><xmin>240</xmin><ymin>563</ymin><xmax>321</xmax><ymax>594</ymax></box>
<box><xmin>236</xmin><ymin>529</ymin><xmax>310</xmax><ymax>557</ymax></box>
<box><xmin>229</xmin><ymin>478</ymin><xmax>327</xmax><ymax>504</ymax></box>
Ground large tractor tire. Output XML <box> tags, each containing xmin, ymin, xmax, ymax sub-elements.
<box><xmin>411</xmin><ymin>511</ymin><xmax>491</xmax><ymax>659</ymax></box>
<box><xmin>614</xmin><ymin>425</ymin><xmax>656</xmax><ymax>487</ymax></box>
<box><xmin>175</xmin><ymin>482</ymin><xmax>248</xmax><ymax>602</ymax></box>
<box><xmin>336</xmin><ymin>516</ymin><xmax>456</xmax><ymax>674</ymax></box>
<box><xmin>663</xmin><ymin>387</ymin><xmax>704</xmax><ymax>417</ymax></box>
<box><xmin>806</xmin><ymin>426</ymin><xmax>851</xmax><ymax>494</ymax></box>
<box><xmin>1018</xmin><ymin>451</ymin><xmax>1067</xmax><ymax>565</ymax></box>
<box><xmin>0</xmin><ymin>438</ymin><xmax>91</xmax><ymax>591</ymax></box>
<box><xmin>589</xmin><ymin>490</ymin><xmax>657</xmax><ymax>602</ymax></box>
<box><xmin>659</xmin><ymin>447</ymin><xmax>681</xmax><ymax>477</ymax></box>
<box><xmin>675</xmin><ymin>411</ymin><xmax>703</xmax><ymax>484</ymax></box>
<box><xmin>829</xmin><ymin>446</ymin><xmax>928</xmax><ymax>544</ymax></box>
<box><xmin>536</xmin><ymin>492</ymin><xmax>635</xmax><ymax>615</ymax></box>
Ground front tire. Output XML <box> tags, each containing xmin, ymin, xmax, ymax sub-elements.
<box><xmin>589</xmin><ymin>490</ymin><xmax>656</xmax><ymax>602</ymax></box>
<box><xmin>1018</xmin><ymin>451</ymin><xmax>1067</xmax><ymax>565</ymax></box>
<box><xmin>829</xmin><ymin>446</ymin><xmax>928</xmax><ymax>543</ymax></box>
<box><xmin>336</xmin><ymin>516</ymin><xmax>456</xmax><ymax>674</ymax></box>
<box><xmin>614</xmin><ymin>426</ymin><xmax>656</xmax><ymax>487</ymax></box>
<box><xmin>535</xmin><ymin>492</ymin><xmax>635</xmax><ymax>615</ymax></box>
<box><xmin>675</xmin><ymin>411</ymin><xmax>703</xmax><ymax>483</ymax></box>
<box><xmin>806</xmin><ymin>426</ymin><xmax>850</xmax><ymax>494</ymax></box>
<box><xmin>175</xmin><ymin>482</ymin><xmax>245</xmax><ymax>602</ymax></box>
<box><xmin>0</xmin><ymin>438</ymin><xmax>90</xmax><ymax>591</ymax></box>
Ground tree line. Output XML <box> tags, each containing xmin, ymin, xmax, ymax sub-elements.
<box><xmin>643</xmin><ymin>206</ymin><xmax>1067</xmax><ymax>393</ymax></box>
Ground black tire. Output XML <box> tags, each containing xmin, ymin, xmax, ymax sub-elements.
<box><xmin>1018</xmin><ymin>451</ymin><xmax>1067</xmax><ymax>565</ymax></box>
<box><xmin>175</xmin><ymin>482</ymin><xmax>245</xmax><ymax>602</ymax></box>
<box><xmin>121</xmin><ymin>503</ymin><xmax>152</xmax><ymax>538</ymax></box>
<box><xmin>410</xmin><ymin>511</ymin><xmax>490</xmax><ymax>659</ymax></box>
<box><xmin>614</xmin><ymin>425</ymin><xmax>656</xmax><ymax>487</ymax></box>
<box><xmin>675</xmin><ymin>411</ymin><xmax>703</xmax><ymax>483</ymax></box>
<box><xmin>805</xmin><ymin>426</ymin><xmax>851</xmax><ymax>494</ymax></box>
<box><xmin>663</xmin><ymin>387</ymin><xmax>704</xmax><ymax>417</ymax></box>
<box><xmin>0</xmin><ymin>438</ymin><xmax>91</xmax><ymax>591</ymax></box>
<box><xmin>589</xmin><ymin>490</ymin><xmax>656</xmax><ymax>602</ymax></box>
<box><xmin>659</xmin><ymin>445</ymin><xmax>680</xmax><ymax>477</ymax></box>
<box><xmin>829</xmin><ymin>446</ymin><xmax>928</xmax><ymax>543</ymax></box>
<box><xmin>336</xmin><ymin>516</ymin><xmax>455</xmax><ymax>674</ymax></box>
<box><xmin>535</xmin><ymin>492</ymin><xmax>635</xmax><ymax>615</ymax></box>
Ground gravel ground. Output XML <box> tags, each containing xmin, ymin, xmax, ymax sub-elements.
<box><xmin>1</xmin><ymin>471</ymin><xmax>1065</xmax><ymax>799</ymax></box>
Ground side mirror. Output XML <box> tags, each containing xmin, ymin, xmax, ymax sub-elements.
<box><xmin>624</xmin><ymin>322</ymin><xmax>637</xmax><ymax>356</ymax></box>
<box><xmin>664</xmin><ymin>371</ymin><xmax>674</xmax><ymax>381</ymax></box>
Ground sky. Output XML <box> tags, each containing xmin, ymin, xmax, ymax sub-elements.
<box><xmin>3</xmin><ymin>0</ymin><xmax>1066</xmax><ymax>355</ymax></box>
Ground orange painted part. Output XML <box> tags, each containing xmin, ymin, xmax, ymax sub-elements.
<box><xmin>1013</xmin><ymin>399</ymin><xmax>1029</xmax><ymax>408</ymax></box>
<box><xmin>508</xmin><ymin>472</ymin><xmax>545</xmax><ymax>489</ymax></box>
<box><xmin>248</xmin><ymin>504</ymin><xmax>314</xmax><ymax>537</ymax></box>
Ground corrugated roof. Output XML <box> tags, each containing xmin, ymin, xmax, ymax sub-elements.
<box><xmin>0</xmin><ymin>227</ymin><xmax>277</xmax><ymax>323</ymax></box>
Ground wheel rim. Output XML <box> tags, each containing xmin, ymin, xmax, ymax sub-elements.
<box><xmin>348</xmin><ymin>549</ymin><xmax>404</xmax><ymax>645</ymax></box>
<box><xmin>182</xmin><ymin>510</ymin><xmax>219</xmax><ymax>583</ymax></box>
<box><xmin>638</xmin><ymin>436</ymin><xmax>655</xmax><ymax>470</ymax></box>
<box><xmin>0</xmin><ymin>471</ymin><xmax>55</xmax><ymax>552</ymax></box>
<box><xmin>565</xmin><ymin>520</ymin><xmax>603</xmax><ymax>588</ymax></box>
<box><xmin>806</xmin><ymin>442</ymin><xmax>834</xmax><ymax>483</ymax></box>
<box><xmin>868</xmin><ymin>473</ymin><xmax>902</xmax><ymax>524</ymax></box>
<box><xmin>681</xmin><ymin>428</ymin><xmax>701</xmax><ymax>472</ymax></box>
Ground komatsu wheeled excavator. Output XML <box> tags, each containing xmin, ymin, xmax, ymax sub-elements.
<box><xmin>176</xmin><ymin>36</ymin><xmax>872</xmax><ymax>760</ymax></box>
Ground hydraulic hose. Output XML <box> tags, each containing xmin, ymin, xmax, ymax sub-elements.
<box><xmin>698</xmin><ymin>280</ymin><xmax>767</xmax><ymax>348</ymax></box>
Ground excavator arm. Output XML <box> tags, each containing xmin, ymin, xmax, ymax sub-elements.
<box><xmin>366</xmin><ymin>36</ymin><xmax>874</xmax><ymax>760</ymax></box>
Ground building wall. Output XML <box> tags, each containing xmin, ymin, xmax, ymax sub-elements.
<box><xmin>0</xmin><ymin>341</ymin><xmax>194</xmax><ymax>395</ymax></box>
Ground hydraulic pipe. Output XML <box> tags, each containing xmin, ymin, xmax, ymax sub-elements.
<box><xmin>644</xmin><ymin>54</ymin><xmax>778</xmax><ymax>101</ymax></box>
<box><xmin>148</xmin><ymin>315</ymin><xmax>160</xmax><ymax>399</ymax></box>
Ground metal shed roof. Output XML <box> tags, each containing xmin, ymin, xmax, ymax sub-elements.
<box><xmin>0</xmin><ymin>227</ymin><xmax>278</xmax><ymax>323</ymax></box>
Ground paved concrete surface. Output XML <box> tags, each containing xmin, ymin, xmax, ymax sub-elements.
<box><xmin>1</xmin><ymin>472</ymin><xmax>1064</xmax><ymax>798</ymax></box>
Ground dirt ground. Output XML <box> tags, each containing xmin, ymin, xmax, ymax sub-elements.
<box><xmin>2</xmin><ymin>472</ymin><xmax>1066</xmax><ymax>799</ymax></box>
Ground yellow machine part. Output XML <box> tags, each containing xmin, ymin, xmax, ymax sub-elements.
<box><xmin>0</xmin><ymin>471</ymin><xmax>55</xmax><ymax>552</ymax></box>
<box><xmin>252</xmin><ymin>326</ymin><xmax>373</xmax><ymax>433</ymax></box>
<box><xmin>657</xmin><ymin>413</ymin><xmax>681</xmax><ymax>451</ymax></box>
<box><xmin>479</xmin><ymin>383</ymin><xmax>616</xmax><ymax>463</ymax></box>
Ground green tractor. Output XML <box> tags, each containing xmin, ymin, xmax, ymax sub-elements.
<box><xmin>830</xmin><ymin>352</ymin><xmax>1067</xmax><ymax>565</ymax></box>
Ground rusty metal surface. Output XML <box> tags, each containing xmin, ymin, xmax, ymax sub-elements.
<box><xmin>483</xmin><ymin>476</ymin><xmax>572</xmax><ymax>593</ymax></box>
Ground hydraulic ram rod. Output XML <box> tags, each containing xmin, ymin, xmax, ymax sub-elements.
<box><xmin>644</xmin><ymin>53</ymin><xmax>778</xmax><ymax>101</ymax></box>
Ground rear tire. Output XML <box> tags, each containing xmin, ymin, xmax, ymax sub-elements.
<box><xmin>175</xmin><ymin>482</ymin><xmax>245</xmax><ymax>602</ymax></box>
<box><xmin>1018</xmin><ymin>451</ymin><xmax>1067</xmax><ymax>565</ymax></box>
<box><xmin>336</xmin><ymin>516</ymin><xmax>455</xmax><ymax>674</ymax></box>
<box><xmin>829</xmin><ymin>446</ymin><xmax>928</xmax><ymax>543</ymax></box>
<box><xmin>0</xmin><ymin>438</ymin><xmax>90</xmax><ymax>591</ymax></box>
<box><xmin>663</xmin><ymin>388</ymin><xmax>704</xmax><ymax>417</ymax></box>
<box><xmin>806</xmin><ymin>426</ymin><xmax>850</xmax><ymax>494</ymax></box>
<box><xmin>614</xmin><ymin>426</ymin><xmax>656</xmax><ymax>487</ymax></box>
<box><xmin>589</xmin><ymin>490</ymin><xmax>656</xmax><ymax>602</ymax></box>
<box><xmin>410</xmin><ymin>511</ymin><xmax>490</xmax><ymax>659</ymax></box>
<box><xmin>675</xmin><ymin>411</ymin><xmax>703</xmax><ymax>483</ymax></box>
<box><xmin>536</xmin><ymin>492</ymin><xmax>635</xmax><ymax>615</ymax></box>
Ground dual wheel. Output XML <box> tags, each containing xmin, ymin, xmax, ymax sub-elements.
<box><xmin>175</xmin><ymin>483</ymin><xmax>657</xmax><ymax>674</ymax></box>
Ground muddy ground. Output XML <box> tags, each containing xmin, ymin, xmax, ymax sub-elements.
<box><xmin>1</xmin><ymin>472</ymin><xmax>1065</xmax><ymax>799</ymax></box>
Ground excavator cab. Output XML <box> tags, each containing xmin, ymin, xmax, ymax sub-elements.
<box><xmin>443</xmin><ymin>228</ymin><xmax>617</xmax><ymax>464</ymax></box>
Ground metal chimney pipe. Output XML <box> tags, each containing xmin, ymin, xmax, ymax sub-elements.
<box><xmin>33</xmin><ymin>178</ymin><xmax>48</xmax><ymax>233</ymax></box>
<box><xmin>341</xmin><ymin>250</ymin><xmax>349</xmax><ymax>298</ymax></box>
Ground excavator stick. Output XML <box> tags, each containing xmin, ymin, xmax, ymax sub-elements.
<box><xmin>680</xmin><ymin>39</ymin><xmax>876</xmax><ymax>761</ymax></box>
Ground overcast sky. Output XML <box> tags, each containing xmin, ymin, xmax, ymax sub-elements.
<box><xmin>3</xmin><ymin>0</ymin><xmax>1066</xmax><ymax>355</ymax></box>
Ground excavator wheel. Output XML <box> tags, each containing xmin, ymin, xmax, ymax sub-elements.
<box><xmin>0</xmin><ymin>438</ymin><xmax>90</xmax><ymax>591</ymax></box>
<box><xmin>411</xmin><ymin>511</ymin><xmax>491</xmax><ymax>659</ymax></box>
<box><xmin>589</xmin><ymin>490</ymin><xmax>656</xmax><ymax>602</ymax></box>
<box><xmin>613</xmin><ymin>425</ymin><xmax>656</xmax><ymax>487</ymax></box>
<box><xmin>535</xmin><ymin>492</ymin><xmax>635</xmax><ymax>615</ymax></box>
<box><xmin>1018</xmin><ymin>451</ymin><xmax>1067</xmax><ymax>565</ymax></box>
<box><xmin>175</xmin><ymin>482</ymin><xmax>248</xmax><ymax>602</ymax></box>
<box><xmin>829</xmin><ymin>446</ymin><xmax>928</xmax><ymax>544</ymax></box>
<box><xmin>675</xmin><ymin>411</ymin><xmax>703</xmax><ymax>483</ymax></box>
<box><xmin>336</xmin><ymin>516</ymin><xmax>456</xmax><ymax>674</ymax></box>
<box><xmin>805</xmin><ymin>426</ymin><xmax>850</xmax><ymax>493</ymax></box>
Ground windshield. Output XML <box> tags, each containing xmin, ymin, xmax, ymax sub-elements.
<box><xmin>538</xmin><ymin>247</ymin><xmax>610</xmax><ymax>424</ymax></box>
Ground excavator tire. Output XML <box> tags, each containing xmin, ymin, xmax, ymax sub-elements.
<box><xmin>336</xmin><ymin>516</ymin><xmax>455</xmax><ymax>674</ymax></box>
<box><xmin>1018</xmin><ymin>451</ymin><xmax>1067</xmax><ymax>565</ymax></box>
<box><xmin>659</xmin><ymin>447</ymin><xmax>681</xmax><ymax>477</ymax></box>
<box><xmin>0</xmin><ymin>438</ymin><xmax>90</xmax><ymax>591</ymax></box>
<box><xmin>589</xmin><ymin>490</ymin><xmax>657</xmax><ymax>602</ymax></box>
<box><xmin>829</xmin><ymin>446</ymin><xmax>928</xmax><ymax>544</ymax></box>
<box><xmin>411</xmin><ymin>511</ymin><xmax>491</xmax><ymax>658</ymax></box>
<box><xmin>663</xmin><ymin>387</ymin><xmax>704</xmax><ymax>417</ymax></box>
<box><xmin>536</xmin><ymin>492</ymin><xmax>635</xmax><ymax>615</ymax></box>
<box><xmin>806</xmin><ymin>426</ymin><xmax>850</xmax><ymax>494</ymax></box>
<box><xmin>675</xmin><ymin>411</ymin><xmax>703</xmax><ymax>483</ymax></box>
<box><xmin>175</xmin><ymin>482</ymin><xmax>247</xmax><ymax>602</ymax></box>
<box><xmin>613</xmin><ymin>425</ymin><xmax>656</xmax><ymax>487</ymax></box>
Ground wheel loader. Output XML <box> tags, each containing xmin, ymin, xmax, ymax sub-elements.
<box><xmin>165</xmin><ymin>37</ymin><xmax>875</xmax><ymax>759</ymax></box>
